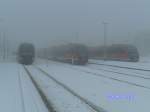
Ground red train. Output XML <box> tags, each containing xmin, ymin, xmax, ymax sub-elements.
<box><xmin>88</xmin><ymin>44</ymin><xmax>139</xmax><ymax>62</ymax></box>
<box><xmin>38</xmin><ymin>43</ymin><xmax>88</xmax><ymax>65</ymax></box>
<box><xmin>48</xmin><ymin>43</ymin><xmax>88</xmax><ymax>65</ymax></box>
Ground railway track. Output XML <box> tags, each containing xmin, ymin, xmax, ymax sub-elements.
<box><xmin>24</xmin><ymin>65</ymin><xmax>107</xmax><ymax>112</ymax></box>
<box><xmin>89</xmin><ymin>62</ymin><xmax>150</xmax><ymax>72</ymax></box>
<box><xmin>86</xmin><ymin>66</ymin><xmax>150</xmax><ymax>80</ymax></box>
<box><xmin>18</xmin><ymin>67</ymin><xmax>26</xmax><ymax>112</ymax></box>
<box><xmin>23</xmin><ymin>65</ymin><xmax>56</xmax><ymax>112</ymax></box>
<box><xmin>53</xmin><ymin>63</ymin><xmax>150</xmax><ymax>90</ymax></box>
<box><xmin>40</xmin><ymin>60</ymin><xmax>150</xmax><ymax>90</ymax></box>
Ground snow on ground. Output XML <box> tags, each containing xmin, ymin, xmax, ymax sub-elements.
<box><xmin>19</xmin><ymin>65</ymin><xmax>49</xmax><ymax>112</ymax></box>
<box><xmin>0</xmin><ymin>62</ymin><xmax>48</xmax><ymax>112</ymax></box>
<box><xmin>70</xmin><ymin>62</ymin><xmax>150</xmax><ymax>86</ymax></box>
<box><xmin>89</xmin><ymin>56</ymin><xmax>150</xmax><ymax>70</ymax></box>
<box><xmin>75</xmin><ymin>64</ymin><xmax>150</xmax><ymax>87</ymax></box>
<box><xmin>36</xmin><ymin>59</ymin><xmax>150</xmax><ymax>112</ymax></box>
<box><xmin>88</xmin><ymin>63</ymin><xmax>150</xmax><ymax>78</ymax></box>
<box><xmin>27</xmin><ymin>66</ymin><xmax>96</xmax><ymax>112</ymax></box>
<box><xmin>1</xmin><ymin>57</ymin><xmax>150</xmax><ymax>112</ymax></box>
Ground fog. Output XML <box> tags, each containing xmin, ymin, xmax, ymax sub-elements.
<box><xmin>0</xmin><ymin>0</ymin><xmax>150</xmax><ymax>55</ymax></box>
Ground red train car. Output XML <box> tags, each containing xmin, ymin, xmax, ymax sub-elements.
<box><xmin>49</xmin><ymin>43</ymin><xmax>88</xmax><ymax>65</ymax></box>
<box><xmin>89</xmin><ymin>44</ymin><xmax>139</xmax><ymax>62</ymax></box>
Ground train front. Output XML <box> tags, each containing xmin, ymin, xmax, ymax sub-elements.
<box><xmin>70</xmin><ymin>44</ymin><xmax>88</xmax><ymax>65</ymax></box>
<box><xmin>18</xmin><ymin>43</ymin><xmax>35</xmax><ymax>65</ymax></box>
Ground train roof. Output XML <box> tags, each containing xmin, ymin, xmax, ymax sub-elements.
<box><xmin>19</xmin><ymin>43</ymin><xmax>34</xmax><ymax>48</ymax></box>
<box><xmin>18</xmin><ymin>43</ymin><xmax>35</xmax><ymax>52</ymax></box>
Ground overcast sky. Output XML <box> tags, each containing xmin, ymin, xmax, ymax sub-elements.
<box><xmin>0</xmin><ymin>0</ymin><xmax>150</xmax><ymax>48</ymax></box>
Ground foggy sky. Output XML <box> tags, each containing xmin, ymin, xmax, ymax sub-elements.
<box><xmin>0</xmin><ymin>0</ymin><xmax>150</xmax><ymax>49</ymax></box>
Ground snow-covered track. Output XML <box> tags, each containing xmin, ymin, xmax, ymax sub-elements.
<box><xmin>23</xmin><ymin>65</ymin><xmax>56</xmax><ymax>112</ymax></box>
<box><xmin>86</xmin><ymin>66</ymin><xmax>150</xmax><ymax>80</ymax></box>
<box><xmin>34</xmin><ymin>65</ymin><xmax>107</xmax><ymax>112</ymax></box>
<box><xmin>89</xmin><ymin>62</ymin><xmax>150</xmax><ymax>72</ymax></box>
<box><xmin>18</xmin><ymin>67</ymin><xmax>26</xmax><ymax>112</ymax></box>
<box><xmin>60</xmin><ymin>65</ymin><xmax>150</xmax><ymax>90</ymax></box>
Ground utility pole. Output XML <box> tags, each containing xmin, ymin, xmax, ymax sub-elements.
<box><xmin>0</xmin><ymin>18</ymin><xmax>5</xmax><ymax>61</ymax></box>
<box><xmin>6</xmin><ymin>37</ymin><xmax>8</xmax><ymax>59</ymax></box>
<box><xmin>103</xmin><ymin>22</ymin><xmax>108</xmax><ymax>60</ymax></box>
<box><xmin>0</xmin><ymin>32</ymin><xmax>1</xmax><ymax>59</ymax></box>
<box><xmin>44</xmin><ymin>48</ymin><xmax>48</xmax><ymax>67</ymax></box>
<box><xmin>3</xmin><ymin>32</ymin><xmax>6</xmax><ymax>60</ymax></box>
<box><xmin>0</xmin><ymin>19</ymin><xmax>3</xmax><ymax>60</ymax></box>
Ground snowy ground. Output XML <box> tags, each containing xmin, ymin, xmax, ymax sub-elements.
<box><xmin>35</xmin><ymin>58</ymin><xmax>150</xmax><ymax>112</ymax></box>
<box><xmin>27</xmin><ymin>66</ymin><xmax>98</xmax><ymax>112</ymax></box>
<box><xmin>1</xmin><ymin>56</ymin><xmax>150</xmax><ymax>112</ymax></box>
<box><xmin>87</xmin><ymin>63</ymin><xmax>150</xmax><ymax>78</ymax></box>
<box><xmin>89</xmin><ymin>56</ymin><xmax>150</xmax><ymax>70</ymax></box>
<box><xmin>0</xmin><ymin>62</ymin><xmax>48</xmax><ymax>112</ymax></box>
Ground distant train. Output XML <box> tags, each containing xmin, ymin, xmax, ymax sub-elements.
<box><xmin>18</xmin><ymin>43</ymin><xmax>35</xmax><ymax>65</ymax></box>
<box><xmin>49</xmin><ymin>43</ymin><xmax>88</xmax><ymax>65</ymax></box>
<box><xmin>88</xmin><ymin>44</ymin><xmax>139</xmax><ymax>62</ymax></box>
